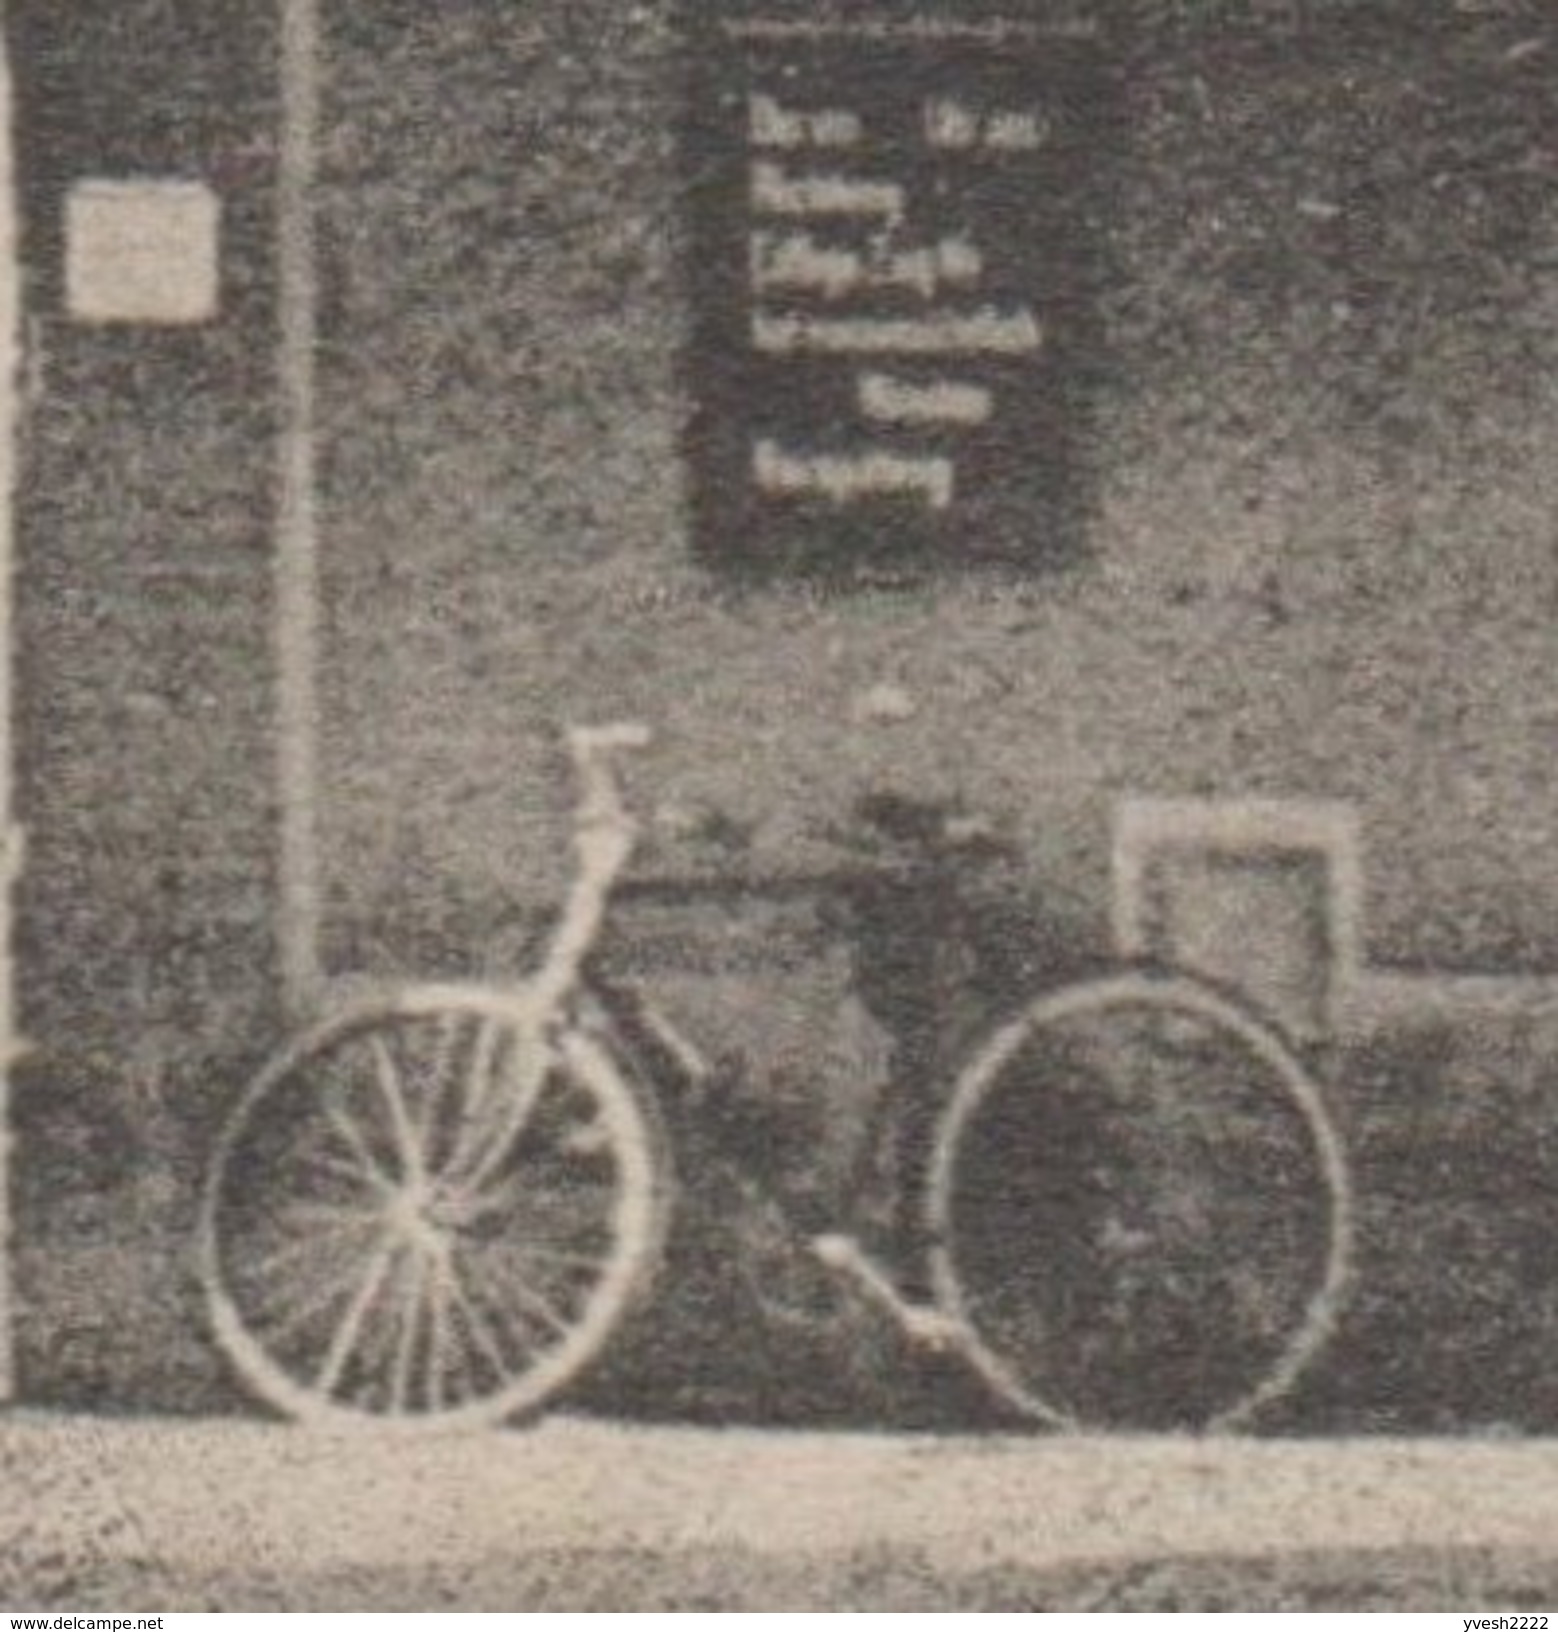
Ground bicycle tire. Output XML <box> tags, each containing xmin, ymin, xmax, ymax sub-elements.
<box><xmin>200</xmin><ymin>984</ymin><xmax>671</xmax><ymax>1431</ymax></box>
<box><xmin>926</xmin><ymin>972</ymin><xmax>1351</xmax><ymax>1432</ymax></box>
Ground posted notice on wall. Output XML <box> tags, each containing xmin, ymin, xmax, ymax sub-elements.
<box><xmin>683</xmin><ymin>4</ymin><xmax>1111</xmax><ymax>580</ymax></box>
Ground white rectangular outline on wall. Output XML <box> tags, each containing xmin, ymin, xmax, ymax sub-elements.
<box><xmin>1112</xmin><ymin>798</ymin><xmax>1364</xmax><ymax>1033</ymax></box>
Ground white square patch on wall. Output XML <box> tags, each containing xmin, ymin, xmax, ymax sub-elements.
<box><xmin>1112</xmin><ymin>798</ymin><xmax>1363</xmax><ymax>1042</ymax></box>
<box><xmin>65</xmin><ymin>179</ymin><xmax>220</xmax><ymax>325</ymax></box>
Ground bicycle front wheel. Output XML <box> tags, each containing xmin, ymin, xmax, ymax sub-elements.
<box><xmin>200</xmin><ymin>985</ymin><xmax>669</xmax><ymax>1431</ymax></box>
<box><xmin>928</xmin><ymin>973</ymin><xmax>1350</xmax><ymax>1433</ymax></box>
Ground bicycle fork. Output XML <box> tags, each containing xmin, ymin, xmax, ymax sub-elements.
<box><xmin>449</xmin><ymin>723</ymin><xmax>652</xmax><ymax>1191</ymax></box>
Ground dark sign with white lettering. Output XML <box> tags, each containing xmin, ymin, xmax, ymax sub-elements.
<box><xmin>683</xmin><ymin>6</ymin><xmax>1112</xmax><ymax>579</ymax></box>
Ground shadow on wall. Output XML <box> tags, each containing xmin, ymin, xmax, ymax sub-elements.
<box><xmin>14</xmin><ymin>1003</ymin><xmax>1558</xmax><ymax>1431</ymax></box>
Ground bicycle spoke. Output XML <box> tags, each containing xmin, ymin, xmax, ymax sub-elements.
<box><xmin>494</xmin><ymin>1241</ymin><xmax>613</xmax><ymax>1314</ymax></box>
<box><xmin>448</xmin><ymin>1174</ymin><xmax>520</xmax><ymax>1226</ymax></box>
<box><xmin>367</xmin><ymin>1032</ymin><xmax>423</xmax><ymax>1183</ymax></box>
<box><xmin>315</xmin><ymin>1237</ymin><xmax>398</xmax><ymax>1400</ymax></box>
<box><xmin>425</xmin><ymin>1256</ymin><xmax>455</xmax><ymax>1412</ymax></box>
<box><xmin>471</xmin><ymin>1239</ymin><xmax>573</xmax><ymax>1340</ymax></box>
<box><xmin>468</xmin><ymin>1271</ymin><xmax>559</xmax><ymax>1375</ymax></box>
<box><xmin>324</xmin><ymin>1097</ymin><xmax>395</xmax><ymax>1198</ymax></box>
<box><xmin>390</xmin><ymin>1245</ymin><xmax>429</xmax><ymax>1416</ymax></box>
<box><xmin>465</xmin><ymin>1017</ymin><xmax>503</xmax><ymax>1122</ymax></box>
<box><xmin>248</xmin><ymin>1249</ymin><xmax>379</xmax><ymax>1347</ymax></box>
<box><xmin>243</xmin><ymin>1192</ymin><xmax>381</xmax><ymax>1266</ymax></box>
<box><xmin>512</xmin><ymin>1241</ymin><xmax>612</xmax><ymax>1276</ymax></box>
<box><xmin>353</xmin><ymin>1251</ymin><xmax>410</xmax><ymax>1407</ymax></box>
<box><xmin>460</xmin><ymin>1244</ymin><xmax>556</xmax><ymax>1358</ymax></box>
<box><xmin>295</xmin><ymin>1146</ymin><xmax>390</xmax><ymax>1199</ymax></box>
<box><xmin>429</xmin><ymin>1010</ymin><xmax>460</xmax><ymax>1086</ymax></box>
<box><xmin>419</xmin><ymin>1011</ymin><xmax>463</xmax><ymax>1168</ymax></box>
<box><xmin>443</xmin><ymin>1018</ymin><xmax>505</xmax><ymax>1176</ymax></box>
<box><xmin>454</xmin><ymin>1163</ymin><xmax>574</xmax><ymax>1229</ymax></box>
<box><xmin>259</xmin><ymin>1195</ymin><xmax>385</xmax><ymax>1237</ymax></box>
<box><xmin>437</xmin><ymin>1249</ymin><xmax>521</xmax><ymax>1384</ymax></box>
<box><xmin>239</xmin><ymin>1214</ymin><xmax>378</xmax><ymax>1294</ymax></box>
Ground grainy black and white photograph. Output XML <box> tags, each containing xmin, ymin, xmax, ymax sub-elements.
<box><xmin>2</xmin><ymin>0</ymin><xmax>1558</xmax><ymax>1613</ymax></box>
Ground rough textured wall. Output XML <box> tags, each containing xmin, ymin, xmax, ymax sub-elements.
<box><xmin>11</xmin><ymin>0</ymin><xmax>281</xmax><ymax>1052</ymax></box>
<box><xmin>8</xmin><ymin>0</ymin><xmax>281</xmax><ymax>1403</ymax></box>
<box><xmin>315</xmin><ymin>0</ymin><xmax>696</xmax><ymax>968</ymax></box>
<box><xmin>1105</xmin><ymin>3</ymin><xmax>1558</xmax><ymax>970</ymax></box>
<box><xmin>10</xmin><ymin>0</ymin><xmax>1558</xmax><ymax>1420</ymax></box>
<box><xmin>317</xmin><ymin>0</ymin><xmax>1558</xmax><ymax>976</ymax></box>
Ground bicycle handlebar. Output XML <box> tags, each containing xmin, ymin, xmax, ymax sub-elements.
<box><xmin>566</xmin><ymin>722</ymin><xmax>652</xmax><ymax>833</ymax></box>
<box><xmin>567</xmin><ymin>722</ymin><xmax>652</xmax><ymax>762</ymax></box>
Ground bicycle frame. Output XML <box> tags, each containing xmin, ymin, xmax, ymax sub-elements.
<box><xmin>536</xmin><ymin>729</ymin><xmax>1351</xmax><ymax>1418</ymax></box>
<box><xmin>501</xmin><ymin>722</ymin><xmax>649</xmax><ymax>1022</ymax></box>
<box><xmin>444</xmin><ymin>724</ymin><xmax>657</xmax><ymax>1190</ymax></box>
<box><xmin>486</xmin><ymin>727</ymin><xmax>946</xmax><ymax>1348</ymax></box>
<box><xmin>579</xmin><ymin>961</ymin><xmax>967</xmax><ymax>1358</ymax></box>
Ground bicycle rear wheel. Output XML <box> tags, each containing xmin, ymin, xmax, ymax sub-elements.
<box><xmin>200</xmin><ymin>985</ymin><xmax>669</xmax><ymax>1430</ymax></box>
<box><xmin>928</xmin><ymin>973</ymin><xmax>1350</xmax><ymax>1432</ymax></box>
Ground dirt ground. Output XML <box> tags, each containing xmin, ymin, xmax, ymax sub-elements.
<box><xmin>6</xmin><ymin>1416</ymin><xmax>1558</xmax><ymax>1611</ymax></box>
<box><xmin>13</xmin><ymin>1544</ymin><xmax>1558</xmax><ymax>1613</ymax></box>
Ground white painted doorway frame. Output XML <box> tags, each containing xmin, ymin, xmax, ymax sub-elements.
<box><xmin>276</xmin><ymin>0</ymin><xmax>322</xmax><ymax>1020</ymax></box>
<box><xmin>0</xmin><ymin>14</ymin><xmax>22</xmax><ymax>1404</ymax></box>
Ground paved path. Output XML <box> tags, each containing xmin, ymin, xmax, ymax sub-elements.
<box><xmin>4</xmin><ymin>1414</ymin><xmax>1558</xmax><ymax>1590</ymax></box>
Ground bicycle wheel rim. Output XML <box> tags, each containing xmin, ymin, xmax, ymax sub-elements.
<box><xmin>199</xmin><ymin>987</ymin><xmax>668</xmax><ymax>1431</ymax></box>
<box><xmin>927</xmin><ymin>973</ymin><xmax>1351</xmax><ymax>1433</ymax></box>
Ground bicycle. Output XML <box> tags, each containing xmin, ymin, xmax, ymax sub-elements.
<box><xmin>199</xmin><ymin>725</ymin><xmax>1353</xmax><ymax>1434</ymax></box>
